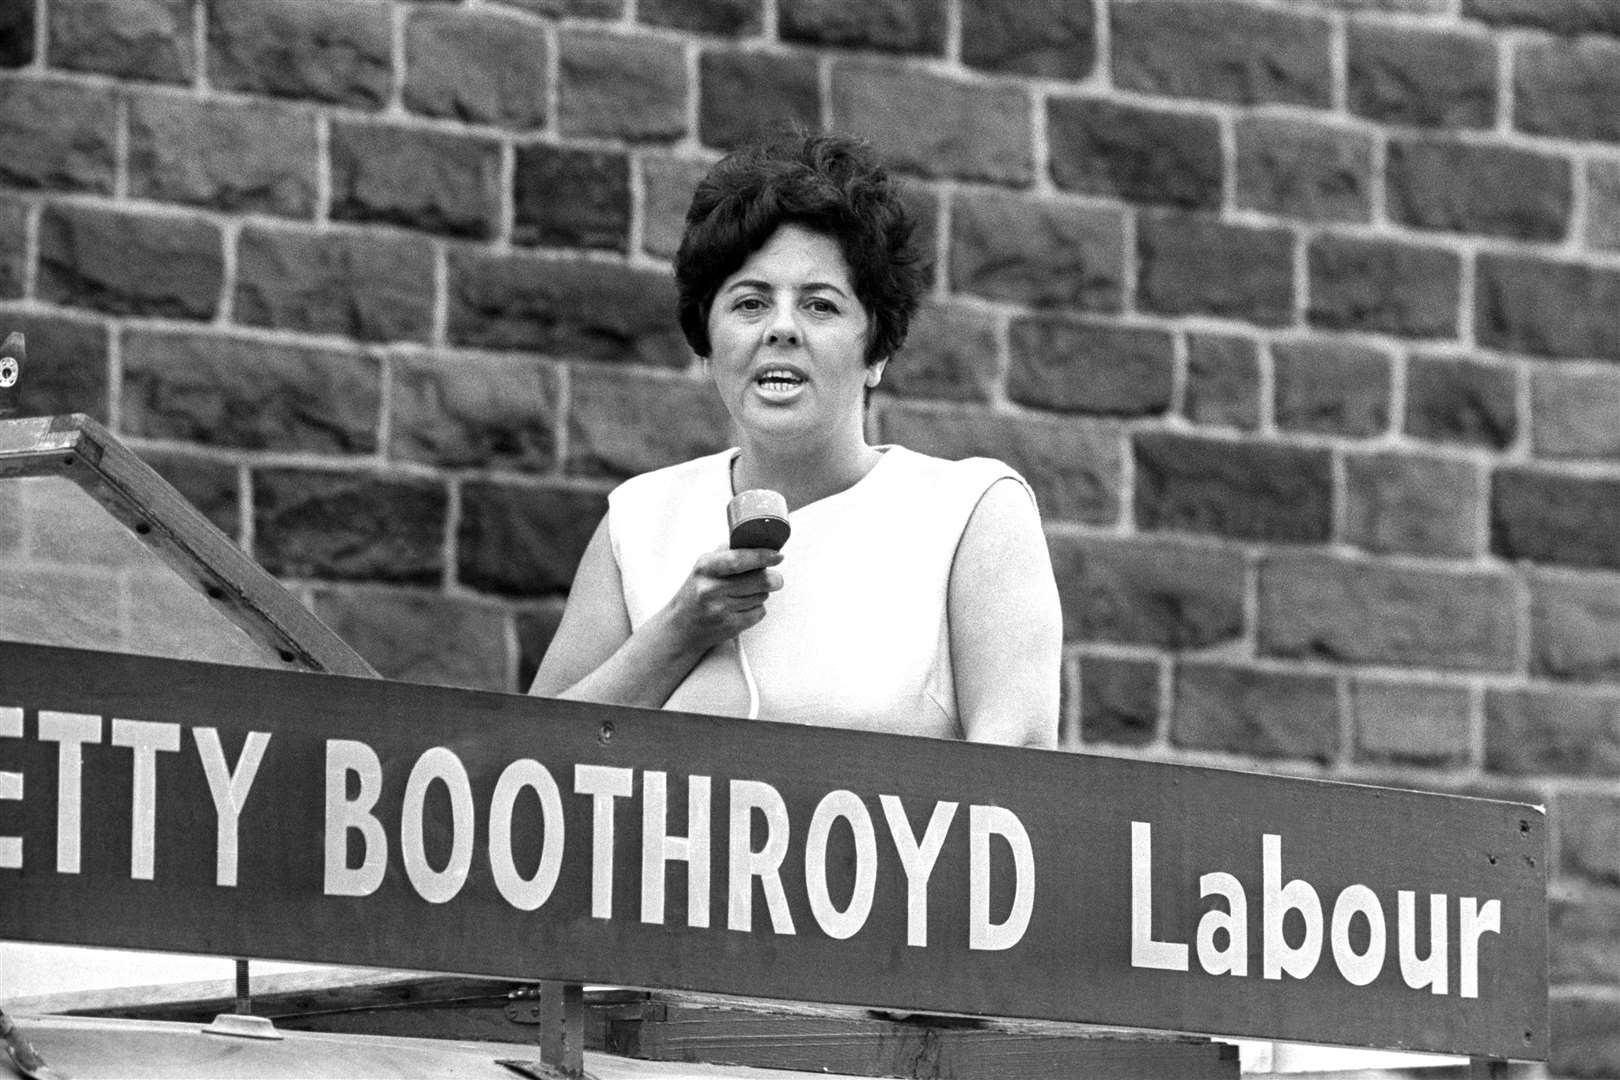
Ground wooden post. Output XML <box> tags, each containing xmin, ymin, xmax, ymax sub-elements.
<box><xmin>497</xmin><ymin>982</ymin><xmax>594</xmax><ymax>1080</ymax></box>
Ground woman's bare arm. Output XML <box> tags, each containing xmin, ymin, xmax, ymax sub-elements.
<box><xmin>947</xmin><ymin>478</ymin><xmax>1062</xmax><ymax>748</ymax></box>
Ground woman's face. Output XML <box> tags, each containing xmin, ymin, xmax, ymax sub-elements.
<box><xmin>706</xmin><ymin>223</ymin><xmax>880</xmax><ymax>450</ymax></box>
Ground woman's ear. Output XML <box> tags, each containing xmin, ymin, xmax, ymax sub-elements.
<box><xmin>865</xmin><ymin>358</ymin><xmax>887</xmax><ymax>388</ymax></box>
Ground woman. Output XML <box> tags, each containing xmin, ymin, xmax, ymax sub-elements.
<box><xmin>530</xmin><ymin>132</ymin><xmax>1060</xmax><ymax>748</ymax></box>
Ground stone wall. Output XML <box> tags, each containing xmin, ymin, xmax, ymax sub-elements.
<box><xmin>1</xmin><ymin>0</ymin><xmax>1617</xmax><ymax>1073</ymax></box>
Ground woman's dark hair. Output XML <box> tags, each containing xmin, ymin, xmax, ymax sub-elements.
<box><xmin>674</xmin><ymin>131</ymin><xmax>926</xmax><ymax>365</ymax></box>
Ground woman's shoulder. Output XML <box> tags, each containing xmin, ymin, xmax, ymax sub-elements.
<box><xmin>609</xmin><ymin>448</ymin><xmax>736</xmax><ymax>509</ymax></box>
<box><xmin>883</xmin><ymin>445</ymin><xmax>1028</xmax><ymax>494</ymax></box>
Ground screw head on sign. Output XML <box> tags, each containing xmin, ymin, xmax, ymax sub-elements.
<box><xmin>0</xmin><ymin>358</ymin><xmax>16</xmax><ymax>388</ymax></box>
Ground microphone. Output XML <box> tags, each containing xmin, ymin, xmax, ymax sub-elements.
<box><xmin>727</xmin><ymin>489</ymin><xmax>790</xmax><ymax>551</ymax></box>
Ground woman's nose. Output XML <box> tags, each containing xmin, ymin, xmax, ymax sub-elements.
<box><xmin>763</xmin><ymin>309</ymin><xmax>800</xmax><ymax>346</ymax></box>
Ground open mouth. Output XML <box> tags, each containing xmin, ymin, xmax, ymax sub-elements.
<box><xmin>756</xmin><ymin>368</ymin><xmax>806</xmax><ymax>392</ymax></box>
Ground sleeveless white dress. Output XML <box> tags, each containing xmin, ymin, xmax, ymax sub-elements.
<box><xmin>607</xmin><ymin>446</ymin><xmax>1031</xmax><ymax>738</ymax></box>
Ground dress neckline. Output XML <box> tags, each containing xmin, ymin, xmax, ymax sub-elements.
<box><xmin>723</xmin><ymin>445</ymin><xmax>900</xmax><ymax>515</ymax></box>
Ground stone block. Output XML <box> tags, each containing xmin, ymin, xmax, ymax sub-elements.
<box><xmin>1138</xmin><ymin>213</ymin><xmax>1294</xmax><ymax>325</ymax></box>
<box><xmin>330</xmin><ymin>122</ymin><xmax>502</xmax><ymax>240</ymax></box>
<box><xmin>209</xmin><ymin>0</ymin><xmax>391</xmax><ymax>109</ymax></box>
<box><xmin>949</xmin><ymin>192</ymin><xmax>1124</xmax><ymax>312</ymax></box>
<box><xmin>831</xmin><ymin>61</ymin><xmax>1032</xmax><ymax>185</ymax></box>
<box><xmin>1134</xmin><ymin>433</ymin><xmax>1332</xmax><ymax>544</ymax></box>
<box><xmin>0</xmin><ymin>76</ymin><xmax>117</xmax><ymax>193</ymax></box>
<box><xmin>879</xmin><ymin>300</ymin><xmax>998</xmax><ymax>403</ymax></box>
<box><xmin>123</xmin><ymin>328</ymin><xmax>381</xmax><ymax>453</ymax></box>
<box><xmin>1466</xmin><ymin>0</ymin><xmax>1620</xmax><ymax>34</ymax></box>
<box><xmin>1347</xmin><ymin>21</ymin><xmax>1496</xmax><ymax>129</ymax></box>
<box><xmin>1008</xmin><ymin>318</ymin><xmax>1173</xmax><ymax>417</ymax></box>
<box><xmin>566</xmin><ymin>366</ymin><xmax>732</xmax><ymax>480</ymax></box>
<box><xmin>1079</xmin><ymin>655</ymin><xmax>1158</xmax><ymax>748</ymax></box>
<box><xmin>1589</xmin><ymin>158</ymin><xmax>1620</xmax><ymax>251</ymax></box>
<box><xmin>1235</xmin><ymin>116</ymin><xmax>1373</xmax><ymax>224</ymax></box>
<box><xmin>1530</xmin><ymin>569</ymin><xmax>1620</xmax><ymax>683</ymax></box>
<box><xmin>128</xmin><ymin>95</ymin><xmax>318</xmax><ymax>218</ymax></box>
<box><xmin>234</xmin><ymin>225</ymin><xmax>434</xmax><ymax>342</ymax></box>
<box><xmin>1551</xmin><ymin>995</ymin><xmax>1620</xmax><ymax>1077</ymax></box>
<box><xmin>961</xmin><ymin>0</ymin><xmax>1095</xmax><ymax>79</ymax></box>
<box><xmin>1515</xmin><ymin>35</ymin><xmax>1620</xmax><ymax>143</ymax></box>
<box><xmin>1186</xmin><ymin>334</ymin><xmax>1260</xmax><ymax>430</ymax></box>
<box><xmin>1405</xmin><ymin>353</ymin><xmax>1517</xmax><ymax>450</ymax></box>
<box><xmin>513</xmin><ymin>145</ymin><xmax>630</xmax><ymax>251</ymax></box>
<box><xmin>502</xmin><ymin>0</ymin><xmax>622</xmax><ymax>16</ymax></box>
<box><xmin>698</xmin><ymin>49</ymin><xmax>819</xmax><ymax>152</ymax></box>
<box><xmin>1259</xmin><ymin>553</ymin><xmax>1517</xmax><ymax>671</ymax></box>
<box><xmin>1388</xmin><ymin>137</ymin><xmax>1572</xmax><ymax>242</ymax></box>
<box><xmin>1549</xmin><ymin>889</ymin><xmax>1620</xmax><ymax>987</ymax></box>
<box><xmin>447</xmin><ymin>250</ymin><xmax>688</xmax><ymax>367</ymax></box>
<box><xmin>640</xmin><ymin>156</ymin><xmax>711</xmax><ymax>259</ymax></box>
<box><xmin>458</xmin><ymin>483</ymin><xmax>608</xmax><ymax>597</ymax></box>
<box><xmin>1532</xmin><ymin>366</ymin><xmax>1620</xmax><ymax>459</ymax></box>
<box><xmin>781</xmin><ymin>0</ymin><xmax>944</xmax><ymax>54</ymax></box>
<box><xmin>638</xmin><ymin>0</ymin><xmax>761</xmax><ymax>35</ymax></box>
<box><xmin>1112</xmin><ymin>0</ymin><xmax>1332</xmax><ymax>107</ymax></box>
<box><xmin>253</xmin><ymin>469</ymin><xmax>446</xmax><ymax>584</ymax></box>
<box><xmin>559</xmin><ymin>30</ymin><xmax>686</xmax><ymax>141</ymax></box>
<box><xmin>1343</xmin><ymin>450</ymin><xmax>1482</xmax><ymax>558</ymax></box>
<box><xmin>1485</xmin><ymin>687</ymin><xmax>1620</xmax><ymax>776</ymax></box>
<box><xmin>1308</xmin><ymin>234</ymin><xmax>1460</xmax><ymax>338</ymax></box>
<box><xmin>390</xmin><ymin>351</ymin><xmax>560</xmax><ymax>472</ymax></box>
<box><xmin>0</xmin><ymin>198</ymin><xmax>25</xmax><ymax>299</ymax></box>
<box><xmin>1172</xmin><ymin>662</ymin><xmax>1339</xmax><ymax>763</ymax></box>
<box><xmin>312</xmin><ymin>589</ymin><xmax>511</xmax><ymax>692</ymax></box>
<box><xmin>879</xmin><ymin>407</ymin><xmax>1122</xmax><ymax>525</ymax></box>
<box><xmin>404</xmin><ymin>7</ymin><xmax>549</xmax><ymax>130</ymax></box>
<box><xmin>139</xmin><ymin>451</ymin><xmax>242</xmax><ymax>540</ymax></box>
<box><xmin>38</xmin><ymin>204</ymin><xmax>221</xmax><ymax>319</ymax></box>
<box><xmin>0</xmin><ymin>3</ymin><xmax>32</xmax><ymax>67</ymax></box>
<box><xmin>1557</xmin><ymin>792</ymin><xmax>1620</xmax><ymax>888</ymax></box>
<box><xmin>1493</xmin><ymin>467</ymin><xmax>1620</xmax><ymax>571</ymax></box>
<box><xmin>48</xmin><ymin>0</ymin><xmax>192</xmax><ymax>83</ymax></box>
<box><xmin>1273</xmin><ymin>339</ymin><xmax>1390</xmax><ymax>438</ymax></box>
<box><xmin>1477</xmin><ymin>253</ymin><xmax>1620</xmax><ymax>361</ymax></box>
<box><xmin>1048</xmin><ymin>98</ymin><xmax>1221</xmax><ymax>209</ymax></box>
<box><xmin>1351</xmin><ymin>679</ymin><xmax>1473</xmax><ymax>766</ymax></box>
<box><xmin>0</xmin><ymin>307</ymin><xmax>109</xmax><ymax>418</ymax></box>
<box><xmin>1046</xmin><ymin>535</ymin><xmax>1245</xmax><ymax>648</ymax></box>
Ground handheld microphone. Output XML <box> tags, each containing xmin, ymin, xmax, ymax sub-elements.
<box><xmin>727</xmin><ymin>488</ymin><xmax>791</xmax><ymax>550</ymax></box>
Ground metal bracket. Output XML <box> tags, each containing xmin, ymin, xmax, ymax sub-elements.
<box><xmin>496</xmin><ymin>982</ymin><xmax>596</xmax><ymax>1080</ymax></box>
<box><xmin>0</xmin><ymin>333</ymin><xmax>23</xmax><ymax>420</ymax></box>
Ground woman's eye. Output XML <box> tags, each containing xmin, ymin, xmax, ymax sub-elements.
<box><xmin>806</xmin><ymin>298</ymin><xmax>838</xmax><ymax>315</ymax></box>
<box><xmin>734</xmin><ymin>297</ymin><xmax>766</xmax><ymax>312</ymax></box>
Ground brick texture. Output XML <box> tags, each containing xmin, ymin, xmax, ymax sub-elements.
<box><xmin>208</xmin><ymin>1</ymin><xmax>392</xmax><ymax>109</ymax></box>
<box><xmin>513</xmin><ymin>145</ymin><xmax>631</xmax><ymax>251</ymax></box>
<box><xmin>1351</xmin><ymin>679</ymin><xmax>1472</xmax><ymax>766</ymax></box>
<box><xmin>1514</xmin><ymin>36</ymin><xmax>1620</xmax><ymax>144</ymax></box>
<box><xmin>1307</xmin><ymin>235</ymin><xmax>1460</xmax><ymax>338</ymax></box>
<box><xmin>312</xmin><ymin>589</ymin><xmax>512</xmax><ymax>691</ymax></box>
<box><xmin>1049</xmin><ymin>99</ymin><xmax>1222</xmax><ymax>209</ymax></box>
<box><xmin>1387</xmin><ymin>138</ymin><xmax>1572</xmax><ymax>242</ymax></box>
<box><xmin>1486</xmin><ymin>688</ymin><xmax>1620</xmax><ymax>776</ymax></box>
<box><xmin>1235</xmin><ymin>117</ymin><xmax>1373</xmax><ymax>224</ymax></box>
<box><xmin>1048</xmin><ymin>535</ymin><xmax>1245</xmax><ymax>648</ymax></box>
<box><xmin>1343</xmin><ymin>451</ymin><xmax>1482</xmax><ymax>559</ymax></box>
<box><xmin>1347</xmin><ymin>21</ymin><xmax>1496</xmax><ymax>129</ymax></box>
<box><xmin>1533</xmin><ymin>368</ymin><xmax>1620</xmax><ymax>460</ymax></box>
<box><xmin>1079</xmin><ymin>656</ymin><xmax>1159</xmax><ymax>747</ymax></box>
<box><xmin>1112</xmin><ymin>1</ymin><xmax>1332</xmax><ymax>107</ymax></box>
<box><xmin>235</xmin><ymin>225</ymin><xmax>435</xmax><ymax>342</ymax></box>
<box><xmin>38</xmin><ymin>204</ymin><xmax>222</xmax><ymax>319</ymax></box>
<box><xmin>1138</xmin><ymin>213</ymin><xmax>1293</xmax><ymax>325</ymax></box>
<box><xmin>0</xmin><ymin>77</ymin><xmax>118</xmax><ymax>193</ymax></box>
<box><xmin>559</xmin><ymin>30</ymin><xmax>686</xmax><ymax>142</ymax></box>
<box><xmin>389</xmin><ymin>352</ymin><xmax>561</xmax><ymax>473</ymax></box>
<box><xmin>330</xmin><ymin>122</ymin><xmax>502</xmax><ymax>239</ymax></box>
<box><xmin>48</xmin><ymin>0</ymin><xmax>192</xmax><ymax>84</ymax></box>
<box><xmin>1172</xmin><ymin>662</ymin><xmax>1339</xmax><ymax>763</ymax></box>
<box><xmin>699</xmin><ymin>50</ymin><xmax>819</xmax><ymax>151</ymax></box>
<box><xmin>1008</xmin><ymin>318</ymin><xmax>1174</xmax><ymax>417</ymax></box>
<box><xmin>1185</xmin><ymin>335</ymin><xmax>1260</xmax><ymax>430</ymax></box>
<box><xmin>0</xmin><ymin>4</ymin><xmax>32</xmax><ymax>67</ymax></box>
<box><xmin>961</xmin><ymin>0</ymin><xmax>1095</xmax><ymax>79</ymax></box>
<box><xmin>1477</xmin><ymin>254</ymin><xmax>1620</xmax><ymax>361</ymax></box>
<box><xmin>404</xmin><ymin>8</ymin><xmax>550</xmax><ymax>130</ymax></box>
<box><xmin>950</xmin><ymin>193</ymin><xmax>1124</xmax><ymax>311</ymax></box>
<box><xmin>1405</xmin><ymin>354</ymin><xmax>1517</xmax><ymax>450</ymax></box>
<box><xmin>254</xmin><ymin>470</ymin><xmax>446</xmax><ymax>584</ymax></box>
<box><xmin>781</xmin><ymin>0</ymin><xmax>945</xmax><ymax>55</ymax></box>
<box><xmin>458</xmin><ymin>484</ymin><xmax>607</xmax><ymax>597</ymax></box>
<box><xmin>128</xmin><ymin>96</ymin><xmax>318</xmax><ymax>218</ymax></box>
<box><xmin>1493</xmin><ymin>468</ymin><xmax>1620</xmax><ymax>572</ymax></box>
<box><xmin>1135</xmin><ymin>434</ymin><xmax>1332</xmax><ymax>544</ymax></box>
<box><xmin>566</xmin><ymin>367</ymin><xmax>732</xmax><ymax>480</ymax></box>
<box><xmin>1272</xmin><ymin>339</ymin><xmax>1390</xmax><ymax>438</ymax></box>
<box><xmin>1530</xmin><ymin>569</ymin><xmax>1620</xmax><ymax>683</ymax></box>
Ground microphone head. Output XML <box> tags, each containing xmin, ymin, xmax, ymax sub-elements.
<box><xmin>727</xmin><ymin>488</ymin><xmax>791</xmax><ymax>551</ymax></box>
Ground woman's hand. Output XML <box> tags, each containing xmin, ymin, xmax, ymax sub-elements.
<box><xmin>661</xmin><ymin>546</ymin><xmax>785</xmax><ymax>653</ymax></box>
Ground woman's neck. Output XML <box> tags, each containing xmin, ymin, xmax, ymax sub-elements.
<box><xmin>732</xmin><ymin>435</ymin><xmax>883</xmax><ymax>511</ymax></box>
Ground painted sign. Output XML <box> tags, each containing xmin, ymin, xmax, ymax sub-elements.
<box><xmin>0</xmin><ymin>642</ymin><xmax>1546</xmax><ymax>1059</ymax></box>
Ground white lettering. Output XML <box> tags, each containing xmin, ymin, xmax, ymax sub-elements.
<box><xmin>641</xmin><ymin>771</ymin><xmax>711</xmax><ymax>928</ymax></box>
<box><xmin>401</xmin><ymin>747</ymin><xmax>475</xmax><ymax>904</ymax></box>
<box><xmin>191</xmin><ymin>728</ymin><xmax>270</xmax><ymax>888</ymax></box>
<box><xmin>110</xmin><ymin>719</ymin><xmax>181</xmax><ymax>881</ymax></box>
<box><xmin>879</xmin><ymin>795</ymin><xmax>956</xmax><ymax>947</ymax></box>
<box><xmin>0</xmin><ymin>707</ymin><xmax>21</xmax><ymax>869</ymax></box>
<box><xmin>323</xmin><ymin>739</ymin><xmax>386</xmax><ymax>897</ymax></box>
<box><xmin>728</xmin><ymin>779</ymin><xmax>795</xmax><ymax>934</ymax></box>
<box><xmin>805</xmin><ymin>790</ymin><xmax>876</xmax><ymax>940</ymax></box>
<box><xmin>969</xmin><ymin>804</ymin><xmax>1033</xmax><ymax>951</ymax></box>
<box><xmin>1262</xmin><ymin>833</ymin><xmax>1322</xmax><ymax>980</ymax></box>
<box><xmin>1398</xmin><ymin>890</ymin><xmax>1448</xmax><ymax>995</ymax></box>
<box><xmin>1458</xmin><ymin>896</ymin><xmax>1501</xmax><ymax>999</ymax></box>
<box><xmin>1330</xmin><ymin>884</ymin><xmax>1386</xmax><ymax>986</ymax></box>
<box><xmin>38</xmin><ymin>711</ymin><xmax>100</xmax><ymax>873</ymax></box>
<box><xmin>1197</xmin><ymin>871</ymin><xmax>1248</xmax><ymax>976</ymax></box>
<box><xmin>575</xmin><ymin>764</ymin><xmax>632</xmax><ymax>920</ymax></box>
<box><xmin>489</xmin><ymin>759</ymin><xmax>564</xmax><ymax>912</ymax></box>
<box><xmin>1131</xmin><ymin>821</ymin><xmax>1189</xmax><ymax>970</ymax></box>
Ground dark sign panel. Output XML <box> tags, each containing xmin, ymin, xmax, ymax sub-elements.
<box><xmin>0</xmin><ymin>642</ymin><xmax>1546</xmax><ymax>1059</ymax></box>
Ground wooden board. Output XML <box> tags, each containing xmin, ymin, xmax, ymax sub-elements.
<box><xmin>0</xmin><ymin>642</ymin><xmax>1547</xmax><ymax>1059</ymax></box>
